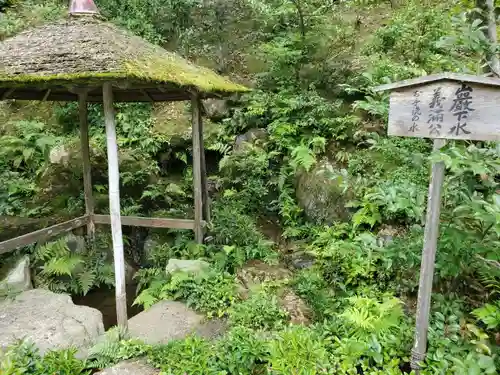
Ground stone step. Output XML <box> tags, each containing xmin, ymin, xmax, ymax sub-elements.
<box><xmin>127</xmin><ymin>300</ymin><xmax>227</xmax><ymax>345</ymax></box>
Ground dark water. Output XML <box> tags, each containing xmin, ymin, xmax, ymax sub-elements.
<box><xmin>73</xmin><ymin>284</ymin><xmax>143</xmax><ymax>329</ymax></box>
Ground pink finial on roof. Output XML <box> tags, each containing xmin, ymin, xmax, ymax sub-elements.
<box><xmin>69</xmin><ymin>0</ymin><xmax>100</xmax><ymax>15</ymax></box>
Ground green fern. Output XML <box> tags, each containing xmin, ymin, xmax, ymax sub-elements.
<box><xmin>34</xmin><ymin>237</ymin><xmax>69</xmax><ymax>262</ymax></box>
<box><xmin>32</xmin><ymin>234</ymin><xmax>115</xmax><ymax>296</ymax></box>
<box><xmin>86</xmin><ymin>327</ymin><xmax>149</xmax><ymax>370</ymax></box>
<box><xmin>290</xmin><ymin>144</ymin><xmax>316</xmax><ymax>172</ymax></box>
<box><xmin>40</xmin><ymin>255</ymin><xmax>83</xmax><ymax>277</ymax></box>
<box><xmin>77</xmin><ymin>270</ymin><xmax>97</xmax><ymax>296</ymax></box>
<box><xmin>340</xmin><ymin>296</ymin><xmax>404</xmax><ymax>339</ymax></box>
<box><xmin>133</xmin><ymin>289</ymin><xmax>159</xmax><ymax>310</ymax></box>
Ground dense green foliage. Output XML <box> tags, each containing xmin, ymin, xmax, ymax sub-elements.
<box><xmin>1</xmin><ymin>0</ymin><xmax>500</xmax><ymax>374</ymax></box>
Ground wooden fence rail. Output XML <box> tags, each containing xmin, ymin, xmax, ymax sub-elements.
<box><xmin>0</xmin><ymin>215</ymin><xmax>89</xmax><ymax>255</ymax></box>
<box><xmin>0</xmin><ymin>214</ymin><xmax>204</xmax><ymax>255</ymax></box>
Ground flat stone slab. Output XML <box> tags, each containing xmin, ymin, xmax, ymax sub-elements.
<box><xmin>96</xmin><ymin>359</ymin><xmax>158</xmax><ymax>375</ymax></box>
<box><xmin>128</xmin><ymin>300</ymin><xmax>227</xmax><ymax>344</ymax></box>
<box><xmin>0</xmin><ymin>289</ymin><xmax>104</xmax><ymax>358</ymax></box>
<box><xmin>128</xmin><ymin>301</ymin><xmax>204</xmax><ymax>344</ymax></box>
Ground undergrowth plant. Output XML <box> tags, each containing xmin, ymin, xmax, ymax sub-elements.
<box><xmin>134</xmin><ymin>268</ymin><xmax>237</xmax><ymax>318</ymax></box>
<box><xmin>31</xmin><ymin>235</ymin><xmax>114</xmax><ymax>295</ymax></box>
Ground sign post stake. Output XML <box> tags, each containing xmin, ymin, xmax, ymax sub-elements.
<box><xmin>411</xmin><ymin>138</ymin><xmax>446</xmax><ymax>373</ymax></box>
<box><xmin>374</xmin><ymin>73</ymin><xmax>500</xmax><ymax>372</ymax></box>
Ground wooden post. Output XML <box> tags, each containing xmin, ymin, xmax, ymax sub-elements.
<box><xmin>191</xmin><ymin>94</ymin><xmax>204</xmax><ymax>243</ymax></box>
<box><xmin>411</xmin><ymin>138</ymin><xmax>446</xmax><ymax>373</ymax></box>
<box><xmin>198</xmin><ymin>103</ymin><xmax>210</xmax><ymax>223</ymax></box>
<box><xmin>103</xmin><ymin>82</ymin><xmax>128</xmax><ymax>330</ymax></box>
<box><xmin>485</xmin><ymin>0</ymin><xmax>500</xmax><ymax>75</ymax></box>
<box><xmin>78</xmin><ymin>92</ymin><xmax>95</xmax><ymax>240</ymax></box>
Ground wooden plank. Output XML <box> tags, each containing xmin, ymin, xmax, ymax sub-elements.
<box><xmin>103</xmin><ymin>82</ymin><xmax>128</xmax><ymax>330</ymax></box>
<box><xmin>388</xmin><ymin>81</ymin><xmax>500</xmax><ymax>141</ymax></box>
<box><xmin>191</xmin><ymin>94</ymin><xmax>204</xmax><ymax>243</ymax></box>
<box><xmin>411</xmin><ymin>139</ymin><xmax>446</xmax><ymax>372</ymax></box>
<box><xmin>198</xmin><ymin>99</ymin><xmax>211</xmax><ymax>224</ymax></box>
<box><xmin>93</xmin><ymin>214</ymin><xmax>203</xmax><ymax>230</ymax></box>
<box><xmin>0</xmin><ymin>216</ymin><xmax>89</xmax><ymax>255</ymax></box>
<box><xmin>374</xmin><ymin>72</ymin><xmax>500</xmax><ymax>92</ymax></box>
<box><xmin>79</xmin><ymin>92</ymin><xmax>95</xmax><ymax>240</ymax></box>
<box><xmin>42</xmin><ymin>89</ymin><xmax>51</xmax><ymax>101</ymax></box>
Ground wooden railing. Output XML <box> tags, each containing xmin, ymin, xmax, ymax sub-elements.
<box><xmin>0</xmin><ymin>214</ymin><xmax>204</xmax><ymax>255</ymax></box>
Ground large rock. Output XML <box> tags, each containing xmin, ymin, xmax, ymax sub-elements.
<box><xmin>128</xmin><ymin>300</ymin><xmax>223</xmax><ymax>345</ymax></box>
<box><xmin>142</xmin><ymin>235</ymin><xmax>160</xmax><ymax>267</ymax></box>
<box><xmin>96</xmin><ymin>360</ymin><xmax>158</xmax><ymax>375</ymax></box>
<box><xmin>0</xmin><ymin>256</ymin><xmax>32</xmax><ymax>296</ymax></box>
<box><xmin>236</xmin><ymin>260</ymin><xmax>292</xmax><ymax>294</ymax></box>
<box><xmin>236</xmin><ymin>260</ymin><xmax>312</xmax><ymax>325</ymax></box>
<box><xmin>65</xmin><ymin>234</ymin><xmax>86</xmax><ymax>254</ymax></box>
<box><xmin>295</xmin><ymin>159</ymin><xmax>354</xmax><ymax>224</ymax></box>
<box><xmin>49</xmin><ymin>144</ymin><xmax>71</xmax><ymax>165</ymax></box>
<box><xmin>0</xmin><ymin>289</ymin><xmax>104</xmax><ymax>358</ymax></box>
<box><xmin>234</xmin><ymin>128</ymin><xmax>268</xmax><ymax>152</ymax></box>
<box><xmin>287</xmin><ymin>251</ymin><xmax>316</xmax><ymax>270</ymax></box>
<box><xmin>279</xmin><ymin>288</ymin><xmax>312</xmax><ymax>326</ymax></box>
<box><xmin>203</xmin><ymin>98</ymin><xmax>229</xmax><ymax>120</ymax></box>
<box><xmin>165</xmin><ymin>259</ymin><xmax>210</xmax><ymax>276</ymax></box>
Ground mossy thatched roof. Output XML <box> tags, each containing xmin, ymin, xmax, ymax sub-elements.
<box><xmin>0</xmin><ymin>16</ymin><xmax>248</xmax><ymax>102</ymax></box>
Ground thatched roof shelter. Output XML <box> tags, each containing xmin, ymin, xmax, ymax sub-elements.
<box><xmin>0</xmin><ymin>8</ymin><xmax>247</xmax><ymax>101</ymax></box>
<box><xmin>0</xmin><ymin>0</ymin><xmax>248</xmax><ymax>330</ymax></box>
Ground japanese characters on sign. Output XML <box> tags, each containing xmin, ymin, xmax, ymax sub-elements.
<box><xmin>388</xmin><ymin>81</ymin><xmax>500</xmax><ymax>141</ymax></box>
<box><xmin>449</xmin><ymin>83</ymin><xmax>474</xmax><ymax>136</ymax></box>
<box><xmin>427</xmin><ymin>87</ymin><xmax>445</xmax><ymax>136</ymax></box>
<box><xmin>409</xmin><ymin>90</ymin><xmax>421</xmax><ymax>133</ymax></box>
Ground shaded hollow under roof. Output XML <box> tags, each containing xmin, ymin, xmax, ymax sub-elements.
<box><xmin>0</xmin><ymin>15</ymin><xmax>248</xmax><ymax>102</ymax></box>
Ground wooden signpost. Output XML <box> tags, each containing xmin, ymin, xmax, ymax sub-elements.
<box><xmin>374</xmin><ymin>73</ymin><xmax>500</xmax><ymax>373</ymax></box>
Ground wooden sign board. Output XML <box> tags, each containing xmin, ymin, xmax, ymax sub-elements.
<box><xmin>388</xmin><ymin>81</ymin><xmax>500</xmax><ymax>141</ymax></box>
<box><xmin>375</xmin><ymin>72</ymin><xmax>500</xmax><ymax>373</ymax></box>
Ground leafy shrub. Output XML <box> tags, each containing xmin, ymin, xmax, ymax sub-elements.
<box><xmin>472</xmin><ymin>302</ymin><xmax>500</xmax><ymax>330</ymax></box>
<box><xmin>229</xmin><ymin>290</ymin><xmax>289</xmax><ymax>330</ymax></box>
<box><xmin>86</xmin><ymin>327</ymin><xmax>150</xmax><ymax>369</ymax></box>
<box><xmin>31</xmin><ymin>235</ymin><xmax>114</xmax><ymax>295</ymax></box>
<box><xmin>218</xmin><ymin>145</ymin><xmax>272</xmax><ymax>214</ymax></box>
<box><xmin>214</xmin><ymin>326</ymin><xmax>269</xmax><ymax>375</ymax></box>
<box><xmin>267</xmin><ymin>326</ymin><xmax>331</xmax><ymax>374</ymax></box>
<box><xmin>425</xmin><ymin>312</ymin><xmax>498</xmax><ymax>374</ymax></box>
<box><xmin>210</xmin><ymin>197</ymin><xmax>276</xmax><ymax>271</ymax></box>
<box><xmin>0</xmin><ymin>340</ymin><xmax>88</xmax><ymax>375</ymax></box>
<box><xmin>292</xmin><ymin>268</ymin><xmax>336</xmax><ymax>321</ymax></box>
<box><xmin>310</xmin><ymin>232</ymin><xmax>387</xmax><ymax>291</ymax></box>
<box><xmin>148</xmin><ymin>335</ymin><xmax>218</xmax><ymax>375</ymax></box>
<box><xmin>134</xmin><ymin>269</ymin><xmax>237</xmax><ymax>318</ymax></box>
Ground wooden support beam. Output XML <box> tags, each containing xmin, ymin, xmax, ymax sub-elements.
<box><xmin>103</xmin><ymin>82</ymin><xmax>128</xmax><ymax>330</ymax></box>
<box><xmin>42</xmin><ymin>89</ymin><xmax>52</xmax><ymax>101</ymax></box>
<box><xmin>0</xmin><ymin>216</ymin><xmax>89</xmax><ymax>255</ymax></box>
<box><xmin>191</xmin><ymin>94</ymin><xmax>204</xmax><ymax>243</ymax></box>
<box><xmin>1</xmin><ymin>88</ymin><xmax>15</xmax><ymax>100</ymax></box>
<box><xmin>79</xmin><ymin>92</ymin><xmax>95</xmax><ymax>240</ymax></box>
<box><xmin>140</xmin><ymin>89</ymin><xmax>154</xmax><ymax>102</ymax></box>
<box><xmin>93</xmin><ymin>214</ymin><xmax>204</xmax><ymax>230</ymax></box>
<box><xmin>198</xmin><ymin>103</ymin><xmax>210</xmax><ymax>224</ymax></box>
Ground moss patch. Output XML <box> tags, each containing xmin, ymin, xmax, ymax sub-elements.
<box><xmin>0</xmin><ymin>17</ymin><xmax>249</xmax><ymax>95</ymax></box>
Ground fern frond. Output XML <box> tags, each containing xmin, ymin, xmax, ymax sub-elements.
<box><xmin>133</xmin><ymin>289</ymin><xmax>159</xmax><ymax>310</ymax></box>
<box><xmin>34</xmin><ymin>237</ymin><xmax>70</xmax><ymax>262</ymax></box>
<box><xmin>78</xmin><ymin>270</ymin><xmax>96</xmax><ymax>296</ymax></box>
<box><xmin>290</xmin><ymin>145</ymin><xmax>316</xmax><ymax>172</ymax></box>
<box><xmin>40</xmin><ymin>255</ymin><xmax>83</xmax><ymax>276</ymax></box>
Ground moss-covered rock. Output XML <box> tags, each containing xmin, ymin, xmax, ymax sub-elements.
<box><xmin>295</xmin><ymin>159</ymin><xmax>354</xmax><ymax>224</ymax></box>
